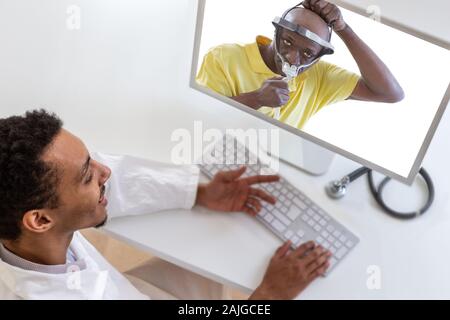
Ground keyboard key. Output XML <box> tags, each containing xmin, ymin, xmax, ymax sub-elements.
<box><xmin>281</xmin><ymin>207</ymin><xmax>288</xmax><ymax>214</ymax></box>
<box><xmin>339</xmin><ymin>235</ymin><xmax>347</xmax><ymax>243</ymax></box>
<box><xmin>314</xmin><ymin>225</ymin><xmax>321</xmax><ymax>232</ymax></box>
<box><xmin>297</xmin><ymin>230</ymin><xmax>305</xmax><ymax>238</ymax></box>
<box><xmin>272</xmin><ymin>210</ymin><xmax>291</xmax><ymax>226</ymax></box>
<box><xmin>307</xmin><ymin>208</ymin><xmax>315</xmax><ymax>217</ymax></box>
<box><xmin>333</xmin><ymin>230</ymin><xmax>341</xmax><ymax>238</ymax></box>
<box><xmin>321</xmin><ymin>231</ymin><xmax>329</xmax><ymax>238</ymax></box>
<box><xmin>328</xmin><ymin>257</ymin><xmax>338</xmax><ymax>270</ymax></box>
<box><xmin>335</xmin><ymin>247</ymin><xmax>348</xmax><ymax>259</ymax></box>
<box><xmin>346</xmin><ymin>240</ymin><xmax>354</xmax><ymax>248</ymax></box>
<box><xmin>259</xmin><ymin>167</ymin><xmax>276</xmax><ymax>175</ymax></box>
<box><xmin>293</xmin><ymin>198</ymin><xmax>307</xmax><ymax>210</ymax></box>
<box><xmin>316</xmin><ymin>237</ymin><xmax>324</xmax><ymax>245</ymax></box>
<box><xmin>319</xmin><ymin>219</ymin><xmax>327</xmax><ymax>226</ymax></box>
<box><xmin>313</xmin><ymin>214</ymin><xmax>320</xmax><ymax>222</ymax></box>
<box><xmin>286</xmin><ymin>207</ymin><xmax>301</xmax><ymax>221</ymax></box>
<box><xmin>284</xmin><ymin>230</ymin><xmax>294</xmax><ymax>239</ymax></box>
<box><xmin>291</xmin><ymin>236</ymin><xmax>300</xmax><ymax>245</ymax></box>
<box><xmin>323</xmin><ymin>242</ymin><xmax>331</xmax><ymax>249</ymax></box>
<box><xmin>327</xmin><ymin>225</ymin><xmax>335</xmax><ymax>233</ymax></box>
<box><xmin>271</xmin><ymin>220</ymin><xmax>286</xmax><ymax>233</ymax></box>
<box><xmin>307</xmin><ymin>219</ymin><xmax>315</xmax><ymax>227</ymax></box>
<box><xmin>330</xmin><ymin>247</ymin><xmax>337</xmax><ymax>254</ymax></box>
<box><xmin>334</xmin><ymin>242</ymin><xmax>342</xmax><ymax>249</ymax></box>
<box><xmin>263</xmin><ymin>214</ymin><xmax>274</xmax><ymax>223</ymax></box>
<box><xmin>301</xmin><ymin>214</ymin><xmax>308</xmax><ymax>222</ymax></box>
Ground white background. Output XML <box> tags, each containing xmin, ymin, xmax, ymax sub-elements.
<box><xmin>199</xmin><ymin>0</ymin><xmax>450</xmax><ymax>178</ymax></box>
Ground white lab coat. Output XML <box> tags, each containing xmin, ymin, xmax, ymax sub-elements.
<box><xmin>0</xmin><ymin>153</ymin><xmax>200</xmax><ymax>300</ymax></box>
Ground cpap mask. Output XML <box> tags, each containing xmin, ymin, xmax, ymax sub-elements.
<box><xmin>272</xmin><ymin>2</ymin><xmax>335</xmax><ymax>80</ymax></box>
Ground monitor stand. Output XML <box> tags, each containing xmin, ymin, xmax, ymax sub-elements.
<box><xmin>266</xmin><ymin>129</ymin><xmax>335</xmax><ymax>176</ymax></box>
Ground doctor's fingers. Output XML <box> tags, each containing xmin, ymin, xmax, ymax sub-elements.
<box><xmin>292</xmin><ymin>241</ymin><xmax>316</xmax><ymax>258</ymax></box>
<box><xmin>245</xmin><ymin>197</ymin><xmax>262</xmax><ymax>214</ymax></box>
<box><xmin>301</xmin><ymin>246</ymin><xmax>329</xmax><ymax>266</ymax></box>
<box><xmin>242</xmin><ymin>174</ymin><xmax>280</xmax><ymax>186</ymax></box>
<box><xmin>216</xmin><ymin>166</ymin><xmax>247</xmax><ymax>182</ymax></box>
<box><xmin>249</xmin><ymin>187</ymin><xmax>277</xmax><ymax>205</ymax></box>
<box><xmin>306</xmin><ymin>252</ymin><xmax>331</xmax><ymax>278</ymax></box>
<box><xmin>309</xmin><ymin>262</ymin><xmax>329</xmax><ymax>281</ymax></box>
<box><xmin>242</xmin><ymin>204</ymin><xmax>259</xmax><ymax>217</ymax></box>
<box><xmin>274</xmin><ymin>241</ymin><xmax>292</xmax><ymax>259</ymax></box>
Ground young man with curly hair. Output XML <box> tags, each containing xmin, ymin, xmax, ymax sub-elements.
<box><xmin>0</xmin><ymin>110</ymin><xmax>331</xmax><ymax>300</ymax></box>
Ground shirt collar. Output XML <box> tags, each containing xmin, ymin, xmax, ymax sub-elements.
<box><xmin>244</xmin><ymin>36</ymin><xmax>278</xmax><ymax>75</ymax></box>
<box><xmin>0</xmin><ymin>241</ymin><xmax>86</xmax><ymax>274</ymax></box>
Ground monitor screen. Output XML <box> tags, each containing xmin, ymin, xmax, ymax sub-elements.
<box><xmin>191</xmin><ymin>0</ymin><xmax>450</xmax><ymax>183</ymax></box>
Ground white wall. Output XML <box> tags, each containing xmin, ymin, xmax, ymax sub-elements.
<box><xmin>0</xmin><ymin>0</ymin><xmax>277</xmax><ymax>164</ymax></box>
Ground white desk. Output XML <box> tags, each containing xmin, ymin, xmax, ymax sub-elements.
<box><xmin>102</xmin><ymin>104</ymin><xmax>450</xmax><ymax>299</ymax></box>
<box><xmin>0</xmin><ymin>0</ymin><xmax>449</xmax><ymax>299</ymax></box>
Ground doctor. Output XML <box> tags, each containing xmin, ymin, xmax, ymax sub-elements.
<box><xmin>0</xmin><ymin>110</ymin><xmax>331</xmax><ymax>300</ymax></box>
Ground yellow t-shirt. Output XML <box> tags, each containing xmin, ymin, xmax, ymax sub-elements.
<box><xmin>196</xmin><ymin>36</ymin><xmax>360</xmax><ymax>129</ymax></box>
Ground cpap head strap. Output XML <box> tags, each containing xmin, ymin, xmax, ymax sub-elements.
<box><xmin>272</xmin><ymin>16</ymin><xmax>335</xmax><ymax>55</ymax></box>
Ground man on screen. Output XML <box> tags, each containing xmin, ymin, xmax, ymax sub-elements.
<box><xmin>196</xmin><ymin>0</ymin><xmax>404</xmax><ymax>129</ymax></box>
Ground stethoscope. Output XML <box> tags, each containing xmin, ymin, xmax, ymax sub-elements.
<box><xmin>326</xmin><ymin>167</ymin><xmax>435</xmax><ymax>220</ymax></box>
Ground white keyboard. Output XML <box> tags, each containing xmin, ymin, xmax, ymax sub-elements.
<box><xmin>199</xmin><ymin>135</ymin><xmax>359</xmax><ymax>275</ymax></box>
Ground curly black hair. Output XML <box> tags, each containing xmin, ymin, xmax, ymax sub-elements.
<box><xmin>0</xmin><ymin>109</ymin><xmax>63</xmax><ymax>240</ymax></box>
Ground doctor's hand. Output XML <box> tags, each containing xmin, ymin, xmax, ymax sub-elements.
<box><xmin>196</xmin><ymin>166</ymin><xmax>280</xmax><ymax>215</ymax></box>
<box><xmin>250</xmin><ymin>241</ymin><xmax>331</xmax><ymax>300</ymax></box>
<box><xmin>302</xmin><ymin>0</ymin><xmax>347</xmax><ymax>32</ymax></box>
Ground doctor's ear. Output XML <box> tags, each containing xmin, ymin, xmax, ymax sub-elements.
<box><xmin>22</xmin><ymin>210</ymin><xmax>55</xmax><ymax>234</ymax></box>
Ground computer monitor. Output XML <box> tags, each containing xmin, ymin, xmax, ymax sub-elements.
<box><xmin>190</xmin><ymin>0</ymin><xmax>450</xmax><ymax>184</ymax></box>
